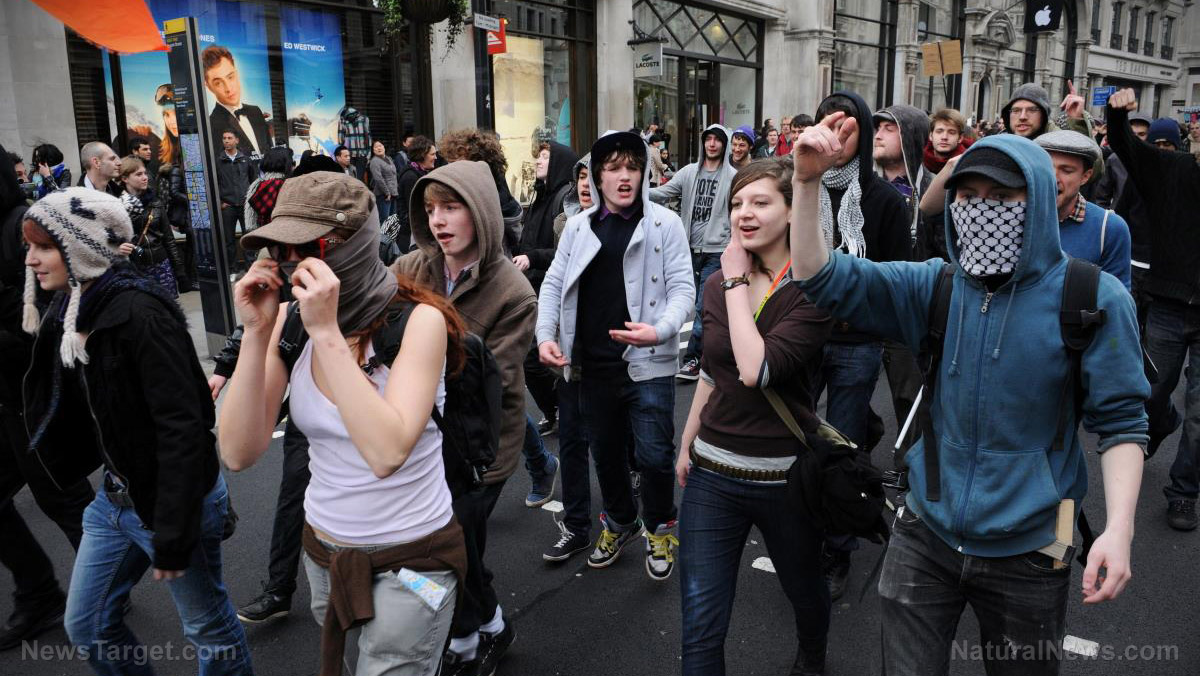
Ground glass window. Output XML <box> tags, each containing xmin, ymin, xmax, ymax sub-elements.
<box><xmin>635</xmin><ymin>55</ymin><xmax>680</xmax><ymax>165</ymax></box>
<box><xmin>1128</xmin><ymin>6</ymin><xmax>1139</xmax><ymax>52</ymax></box>
<box><xmin>718</xmin><ymin>64</ymin><xmax>755</xmax><ymax>131</ymax></box>
<box><xmin>634</xmin><ymin>0</ymin><xmax>759</xmax><ymax>61</ymax></box>
<box><xmin>1144</xmin><ymin>11</ymin><xmax>1156</xmax><ymax>56</ymax></box>
<box><xmin>915</xmin><ymin>1</ymin><xmax>962</xmax><ymax>114</ymax></box>
<box><xmin>833</xmin><ymin>0</ymin><xmax>897</xmax><ymax>110</ymax></box>
<box><xmin>1110</xmin><ymin>1</ymin><xmax>1124</xmax><ymax>49</ymax></box>
<box><xmin>1090</xmin><ymin>0</ymin><xmax>1102</xmax><ymax>42</ymax></box>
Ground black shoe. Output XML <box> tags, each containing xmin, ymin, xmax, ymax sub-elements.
<box><xmin>823</xmin><ymin>549</ymin><xmax>851</xmax><ymax>602</ymax></box>
<box><xmin>789</xmin><ymin>643</ymin><xmax>827</xmax><ymax>675</ymax></box>
<box><xmin>478</xmin><ymin>622</ymin><xmax>515</xmax><ymax>676</ymax></box>
<box><xmin>237</xmin><ymin>587</ymin><xmax>291</xmax><ymax>624</ymax></box>
<box><xmin>441</xmin><ymin>647</ymin><xmax>481</xmax><ymax>676</ymax></box>
<box><xmin>0</xmin><ymin>593</ymin><xmax>66</xmax><ymax>651</ymax></box>
<box><xmin>543</xmin><ymin>521</ymin><xmax>591</xmax><ymax>562</ymax></box>
<box><xmin>1167</xmin><ymin>499</ymin><xmax>1197</xmax><ymax>531</ymax></box>
<box><xmin>537</xmin><ymin>417</ymin><xmax>557</xmax><ymax>437</ymax></box>
<box><xmin>677</xmin><ymin>356</ymin><xmax>700</xmax><ymax>381</ymax></box>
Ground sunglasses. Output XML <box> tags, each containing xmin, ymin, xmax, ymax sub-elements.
<box><xmin>269</xmin><ymin>235</ymin><xmax>345</xmax><ymax>262</ymax></box>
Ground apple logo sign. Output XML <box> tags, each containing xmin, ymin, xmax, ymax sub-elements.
<box><xmin>1035</xmin><ymin>5</ymin><xmax>1053</xmax><ymax>27</ymax></box>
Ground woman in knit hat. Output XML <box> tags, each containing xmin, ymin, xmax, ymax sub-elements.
<box><xmin>21</xmin><ymin>187</ymin><xmax>253</xmax><ymax>674</ymax></box>
<box><xmin>217</xmin><ymin>171</ymin><xmax>467</xmax><ymax>676</ymax></box>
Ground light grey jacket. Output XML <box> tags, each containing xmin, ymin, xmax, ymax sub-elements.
<box><xmin>649</xmin><ymin>123</ymin><xmax>737</xmax><ymax>253</ymax></box>
<box><xmin>536</xmin><ymin>131</ymin><xmax>695</xmax><ymax>382</ymax></box>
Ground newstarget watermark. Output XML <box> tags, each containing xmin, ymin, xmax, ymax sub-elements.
<box><xmin>21</xmin><ymin>640</ymin><xmax>241</xmax><ymax>665</ymax></box>
<box><xmin>951</xmin><ymin>638</ymin><xmax>1179</xmax><ymax>663</ymax></box>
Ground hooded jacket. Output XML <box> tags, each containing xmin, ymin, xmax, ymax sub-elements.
<box><xmin>518</xmin><ymin>142</ymin><xmax>579</xmax><ymax>290</ymax></box>
<box><xmin>1107</xmin><ymin>105</ymin><xmax>1200</xmax><ymax>305</ymax></box>
<box><xmin>553</xmin><ymin>154</ymin><xmax>590</xmax><ymax>243</ymax></box>
<box><xmin>649</xmin><ymin>123</ymin><xmax>737</xmax><ymax>253</ymax></box>
<box><xmin>797</xmin><ymin>135</ymin><xmax>1149</xmax><ymax>557</ymax></box>
<box><xmin>393</xmin><ymin>161</ymin><xmax>538</xmax><ymax>486</ymax></box>
<box><xmin>537</xmin><ymin>131</ymin><xmax>695</xmax><ymax>382</ymax></box>
<box><xmin>1001</xmin><ymin>83</ymin><xmax>1104</xmax><ymax>180</ymax></box>
<box><xmin>874</xmin><ymin>105</ymin><xmax>933</xmax><ymax>243</ymax></box>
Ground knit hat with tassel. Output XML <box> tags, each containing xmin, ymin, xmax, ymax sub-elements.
<box><xmin>22</xmin><ymin>188</ymin><xmax>134</xmax><ymax>365</ymax></box>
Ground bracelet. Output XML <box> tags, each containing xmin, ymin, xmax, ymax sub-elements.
<box><xmin>721</xmin><ymin>275</ymin><xmax>750</xmax><ymax>291</ymax></box>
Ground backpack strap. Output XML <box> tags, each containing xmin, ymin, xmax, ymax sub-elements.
<box><xmin>1099</xmin><ymin>210</ymin><xmax>1110</xmax><ymax>257</ymax></box>
<box><xmin>918</xmin><ymin>263</ymin><xmax>955</xmax><ymax>502</ymax></box>
<box><xmin>1054</xmin><ymin>258</ymin><xmax>1105</xmax><ymax>451</ymax></box>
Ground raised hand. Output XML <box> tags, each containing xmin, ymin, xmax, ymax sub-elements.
<box><xmin>233</xmin><ymin>259</ymin><xmax>283</xmax><ymax>333</ymax></box>
<box><xmin>791</xmin><ymin>112</ymin><xmax>857</xmax><ymax>184</ymax></box>
<box><xmin>289</xmin><ymin>258</ymin><xmax>341</xmax><ymax>337</ymax></box>
<box><xmin>1060</xmin><ymin>80</ymin><xmax>1085</xmax><ymax>119</ymax></box>
<box><xmin>720</xmin><ymin>227</ymin><xmax>751</xmax><ymax>280</ymax></box>
<box><xmin>1107</xmin><ymin>88</ymin><xmax>1138</xmax><ymax>112</ymax></box>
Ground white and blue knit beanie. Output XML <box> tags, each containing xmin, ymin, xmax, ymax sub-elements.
<box><xmin>23</xmin><ymin>187</ymin><xmax>134</xmax><ymax>365</ymax></box>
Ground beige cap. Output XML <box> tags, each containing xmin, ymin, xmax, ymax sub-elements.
<box><xmin>240</xmin><ymin>171</ymin><xmax>376</xmax><ymax>250</ymax></box>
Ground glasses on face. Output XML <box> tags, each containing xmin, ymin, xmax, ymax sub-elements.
<box><xmin>269</xmin><ymin>235</ymin><xmax>346</xmax><ymax>262</ymax></box>
<box><xmin>1010</xmin><ymin>106</ymin><xmax>1040</xmax><ymax>117</ymax></box>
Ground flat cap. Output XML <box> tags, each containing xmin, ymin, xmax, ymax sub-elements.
<box><xmin>1034</xmin><ymin>130</ymin><xmax>1101</xmax><ymax>165</ymax></box>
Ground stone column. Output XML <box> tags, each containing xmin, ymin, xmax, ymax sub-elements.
<box><xmin>595</xmin><ymin>0</ymin><xmax>635</xmax><ymax>133</ymax></box>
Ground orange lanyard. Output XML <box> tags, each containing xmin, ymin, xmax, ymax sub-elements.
<box><xmin>753</xmin><ymin>261</ymin><xmax>792</xmax><ymax>322</ymax></box>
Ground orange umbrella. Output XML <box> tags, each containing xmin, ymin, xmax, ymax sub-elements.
<box><xmin>30</xmin><ymin>0</ymin><xmax>168</xmax><ymax>54</ymax></box>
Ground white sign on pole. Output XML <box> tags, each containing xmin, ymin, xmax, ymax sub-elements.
<box><xmin>633</xmin><ymin>41</ymin><xmax>663</xmax><ymax>79</ymax></box>
<box><xmin>474</xmin><ymin>13</ymin><xmax>501</xmax><ymax>32</ymax></box>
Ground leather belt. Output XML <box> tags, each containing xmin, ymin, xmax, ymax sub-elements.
<box><xmin>691</xmin><ymin>450</ymin><xmax>789</xmax><ymax>482</ymax></box>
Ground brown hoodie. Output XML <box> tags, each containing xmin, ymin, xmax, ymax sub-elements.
<box><xmin>392</xmin><ymin>160</ymin><xmax>537</xmax><ymax>486</ymax></box>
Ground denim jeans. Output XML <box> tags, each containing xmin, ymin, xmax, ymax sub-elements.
<box><xmin>679</xmin><ymin>467</ymin><xmax>829</xmax><ymax>676</ymax></box>
<box><xmin>579</xmin><ymin>374</ymin><xmax>676</xmax><ymax>532</ymax></box>
<box><xmin>521</xmin><ymin>414</ymin><xmax>554</xmax><ymax>478</ymax></box>
<box><xmin>265</xmin><ymin>420</ymin><xmax>311</xmax><ymax>597</ymax></box>
<box><xmin>817</xmin><ymin>341</ymin><xmax>883</xmax><ymax>553</ymax></box>
<box><xmin>878</xmin><ymin>506</ymin><xmax>1069</xmax><ymax>676</ymax></box>
<box><xmin>304</xmin><ymin>544</ymin><xmax>456</xmax><ymax>676</ymax></box>
<box><xmin>686</xmin><ymin>253</ymin><xmax>723</xmax><ymax>360</ymax></box>
<box><xmin>377</xmin><ymin>196</ymin><xmax>395</xmax><ymax>222</ymax></box>
<box><xmin>1143</xmin><ymin>299</ymin><xmax>1200</xmax><ymax>500</ymax></box>
<box><xmin>65</xmin><ymin>474</ymin><xmax>253</xmax><ymax>675</ymax></box>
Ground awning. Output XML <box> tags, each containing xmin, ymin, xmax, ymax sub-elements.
<box><xmin>30</xmin><ymin>0</ymin><xmax>168</xmax><ymax>54</ymax></box>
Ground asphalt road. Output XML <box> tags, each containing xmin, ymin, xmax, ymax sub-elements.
<box><xmin>2</xmin><ymin>312</ymin><xmax>1198</xmax><ymax>674</ymax></box>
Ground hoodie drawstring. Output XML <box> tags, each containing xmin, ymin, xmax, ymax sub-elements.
<box><xmin>948</xmin><ymin>285</ymin><xmax>965</xmax><ymax>376</ymax></box>
<box><xmin>991</xmin><ymin>282</ymin><xmax>1019</xmax><ymax>359</ymax></box>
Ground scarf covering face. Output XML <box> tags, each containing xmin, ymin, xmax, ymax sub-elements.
<box><xmin>950</xmin><ymin>196</ymin><xmax>1026</xmax><ymax>277</ymax></box>
<box><xmin>818</xmin><ymin>156</ymin><xmax>866</xmax><ymax>257</ymax></box>
<box><xmin>321</xmin><ymin>208</ymin><xmax>397</xmax><ymax>335</ymax></box>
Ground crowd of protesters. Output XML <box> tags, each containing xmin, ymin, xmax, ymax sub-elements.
<box><xmin>0</xmin><ymin>79</ymin><xmax>1198</xmax><ymax>676</ymax></box>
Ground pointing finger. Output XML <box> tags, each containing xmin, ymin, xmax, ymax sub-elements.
<box><xmin>818</xmin><ymin>111</ymin><xmax>846</xmax><ymax>130</ymax></box>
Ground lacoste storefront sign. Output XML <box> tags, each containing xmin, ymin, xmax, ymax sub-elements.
<box><xmin>633</xmin><ymin>41</ymin><xmax>663</xmax><ymax>79</ymax></box>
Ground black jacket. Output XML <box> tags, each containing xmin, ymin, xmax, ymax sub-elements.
<box><xmin>394</xmin><ymin>163</ymin><xmax>428</xmax><ymax>252</ymax></box>
<box><xmin>819</xmin><ymin>91</ymin><xmax>913</xmax><ymax>342</ymax></box>
<box><xmin>209</xmin><ymin>103</ymin><xmax>272</xmax><ymax>159</ymax></box>
<box><xmin>1107</xmin><ymin>105</ymin><xmax>1200</xmax><ymax>304</ymax></box>
<box><xmin>124</xmin><ymin>192</ymin><xmax>184</xmax><ymax>282</ymax></box>
<box><xmin>23</xmin><ymin>266</ymin><xmax>219</xmax><ymax>569</ymax></box>
<box><xmin>1090</xmin><ymin>151</ymin><xmax>1151</xmax><ymax>266</ymax></box>
<box><xmin>77</xmin><ymin>173</ymin><xmax>121</xmax><ymax>197</ymax></box>
<box><xmin>216</xmin><ymin>151</ymin><xmax>255</xmax><ymax>207</ymax></box>
<box><xmin>517</xmin><ymin>142</ymin><xmax>579</xmax><ymax>290</ymax></box>
<box><xmin>158</xmin><ymin>163</ymin><xmax>189</xmax><ymax>231</ymax></box>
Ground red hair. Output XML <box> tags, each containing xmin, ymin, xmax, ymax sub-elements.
<box><xmin>348</xmin><ymin>272</ymin><xmax>468</xmax><ymax>376</ymax></box>
<box><xmin>22</xmin><ymin>219</ymin><xmax>56</xmax><ymax>247</ymax></box>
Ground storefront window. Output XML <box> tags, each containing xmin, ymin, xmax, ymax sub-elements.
<box><xmin>631</xmin><ymin>0</ymin><xmax>762</xmax><ymax>166</ymax></box>
<box><xmin>914</xmin><ymin>0</ymin><xmax>963</xmax><ymax>113</ymax></box>
<box><xmin>489</xmin><ymin>0</ymin><xmax>595</xmax><ymax>205</ymax></box>
<box><xmin>833</xmin><ymin>0</ymin><xmax>898</xmax><ymax>110</ymax></box>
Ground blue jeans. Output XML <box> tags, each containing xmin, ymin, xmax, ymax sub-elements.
<box><xmin>579</xmin><ymin>374</ymin><xmax>677</xmax><ymax>532</ymax></box>
<box><xmin>377</xmin><ymin>195</ymin><xmax>395</xmax><ymax>221</ymax></box>
<box><xmin>679</xmin><ymin>467</ymin><xmax>829</xmax><ymax>676</ymax></box>
<box><xmin>817</xmin><ymin>341</ymin><xmax>883</xmax><ymax>553</ymax></box>
<box><xmin>65</xmin><ymin>475</ymin><xmax>253</xmax><ymax>675</ymax></box>
<box><xmin>1144</xmin><ymin>299</ymin><xmax>1200</xmax><ymax>500</ymax></box>
<box><xmin>522</xmin><ymin>413</ymin><xmax>554</xmax><ymax>478</ymax></box>
<box><xmin>879</xmin><ymin>506</ymin><xmax>1069</xmax><ymax>676</ymax></box>
<box><xmin>686</xmin><ymin>253</ymin><xmax>723</xmax><ymax>360</ymax></box>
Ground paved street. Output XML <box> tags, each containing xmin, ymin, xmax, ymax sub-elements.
<box><xmin>2</xmin><ymin>293</ymin><xmax>1197</xmax><ymax>675</ymax></box>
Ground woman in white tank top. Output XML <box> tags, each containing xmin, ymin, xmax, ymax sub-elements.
<box><xmin>217</xmin><ymin>172</ymin><xmax>469</xmax><ymax>676</ymax></box>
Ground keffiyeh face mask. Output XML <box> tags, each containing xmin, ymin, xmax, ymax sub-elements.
<box><xmin>950</xmin><ymin>197</ymin><xmax>1026</xmax><ymax>277</ymax></box>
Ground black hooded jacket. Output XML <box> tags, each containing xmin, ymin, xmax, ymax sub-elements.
<box><xmin>874</xmin><ymin>104</ymin><xmax>933</xmax><ymax>255</ymax></box>
<box><xmin>818</xmin><ymin>92</ymin><xmax>912</xmax><ymax>342</ymax></box>
<box><xmin>0</xmin><ymin>144</ymin><xmax>31</xmax><ymax>411</ymax></box>
<box><xmin>517</xmin><ymin>142</ymin><xmax>579</xmax><ymax>290</ymax></box>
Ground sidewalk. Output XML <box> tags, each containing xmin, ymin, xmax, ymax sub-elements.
<box><xmin>180</xmin><ymin>290</ymin><xmax>219</xmax><ymax>377</ymax></box>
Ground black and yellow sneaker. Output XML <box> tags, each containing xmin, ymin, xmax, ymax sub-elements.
<box><xmin>587</xmin><ymin>517</ymin><xmax>643</xmax><ymax>568</ymax></box>
<box><xmin>645</xmin><ymin>521</ymin><xmax>679</xmax><ymax>581</ymax></box>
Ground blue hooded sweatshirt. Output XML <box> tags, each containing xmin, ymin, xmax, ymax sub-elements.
<box><xmin>797</xmin><ymin>134</ymin><xmax>1149</xmax><ymax>557</ymax></box>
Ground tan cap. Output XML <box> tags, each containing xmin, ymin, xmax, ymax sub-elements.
<box><xmin>240</xmin><ymin>171</ymin><xmax>376</xmax><ymax>250</ymax></box>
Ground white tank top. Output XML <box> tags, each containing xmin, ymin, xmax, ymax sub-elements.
<box><xmin>290</xmin><ymin>339</ymin><xmax>453</xmax><ymax>545</ymax></box>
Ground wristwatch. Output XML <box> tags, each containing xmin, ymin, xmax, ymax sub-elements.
<box><xmin>720</xmin><ymin>275</ymin><xmax>750</xmax><ymax>291</ymax></box>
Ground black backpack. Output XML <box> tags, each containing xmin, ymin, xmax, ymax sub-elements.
<box><xmin>278</xmin><ymin>301</ymin><xmax>502</xmax><ymax>498</ymax></box>
<box><xmin>917</xmin><ymin>258</ymin><xmax>1105</xmax><ymax>563</ymax></box>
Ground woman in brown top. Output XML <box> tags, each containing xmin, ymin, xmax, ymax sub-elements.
<box><xmin>675</xmin><ymin>158</ymin><xmax>833</xmax><ymax>676</ymax></box>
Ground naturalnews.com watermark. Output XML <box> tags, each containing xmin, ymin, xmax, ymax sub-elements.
<box><xmin>952</xmin><ymin>637</ymin><xmax>1180</xmax><ymax>663</ymax></box>
<box><xmin>21</xmin><ymin>640</ymin><xmax>239</xmax><ymax>665</ymax></box>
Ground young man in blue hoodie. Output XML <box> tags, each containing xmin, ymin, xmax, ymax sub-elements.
<box><xmin>650</xmin><ymin>124</ymin><xmax>736</xmax><ymax>381</ymax></box>
<box><xmin>790</xmin><ymin>113</ymin><xmax>1148</xmax><ymax>675</ymax></box>
<box><xmin>538</xmin><ymin>131</ymin><xmax>694</xmax><ymax>580</ymax></box>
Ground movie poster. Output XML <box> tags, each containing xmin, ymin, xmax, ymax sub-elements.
<box><xmin>113</xmin><ymin>0</ymin><xmax>274</xmax><ymax>165</ymax></box>
<box><xmin>280</xmin><ymin>6</ymin><xmax>346</xmax><ymax>159</ymax></box>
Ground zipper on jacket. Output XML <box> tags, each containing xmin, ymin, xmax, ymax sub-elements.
<box><xmin>21</xmin><ymin>328</ymin><xmax>65</xmax><ymax>492</ymax></box>
<box><xmin>954</xmin><ymin>307</ymin><xmax>992</xmax><ymax>536</ymax></box>
<box><xmin>79</xmin><ymin>361</ymin><xmax>132</xmax><ymax>491</ymax></box>
<box><xmin>979</xmin><ymin>292</ymin><xmax>994</xmax><ymax>314</ymax></box>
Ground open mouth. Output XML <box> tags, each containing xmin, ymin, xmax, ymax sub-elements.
<box><xmin>739</xmin><ymin>225</ymin><xmax>760</xmax><ymax>235</ymax></box>
<box><xmin>617</xmin><ymin>185</ymin><xmax>633</xmax><ymax>197</ymax></box>
<box><xmin>435</xmin><ymin>232</ymin><xmax>454</xmax><ymax>243</ymax></box>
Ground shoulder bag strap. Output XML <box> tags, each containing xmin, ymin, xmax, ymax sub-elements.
<box><xmin>762</xmin><ymin>388</ymin><xmax>811</xmax><ymax>453</ymax></box>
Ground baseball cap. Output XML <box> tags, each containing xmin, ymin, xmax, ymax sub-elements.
<box><xmin>590</xmin><ymin>130</ymin><xmax>647</xmax><ymax>167</ymax></box>
<box><xmin>240</xmin><ymin>171</ymin><xmax>375</xmax><ymax>250</ymax></box>
<box><xmin>946</xmin><ymin>147</ymin><xmax>1026</xmax><ymax>190</ymax></box>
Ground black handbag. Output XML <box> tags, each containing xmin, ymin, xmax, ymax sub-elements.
<box><xmin>763</xmin><ymin>389</ymin><xmax>889</xmax><ymax>543</ymax></box>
